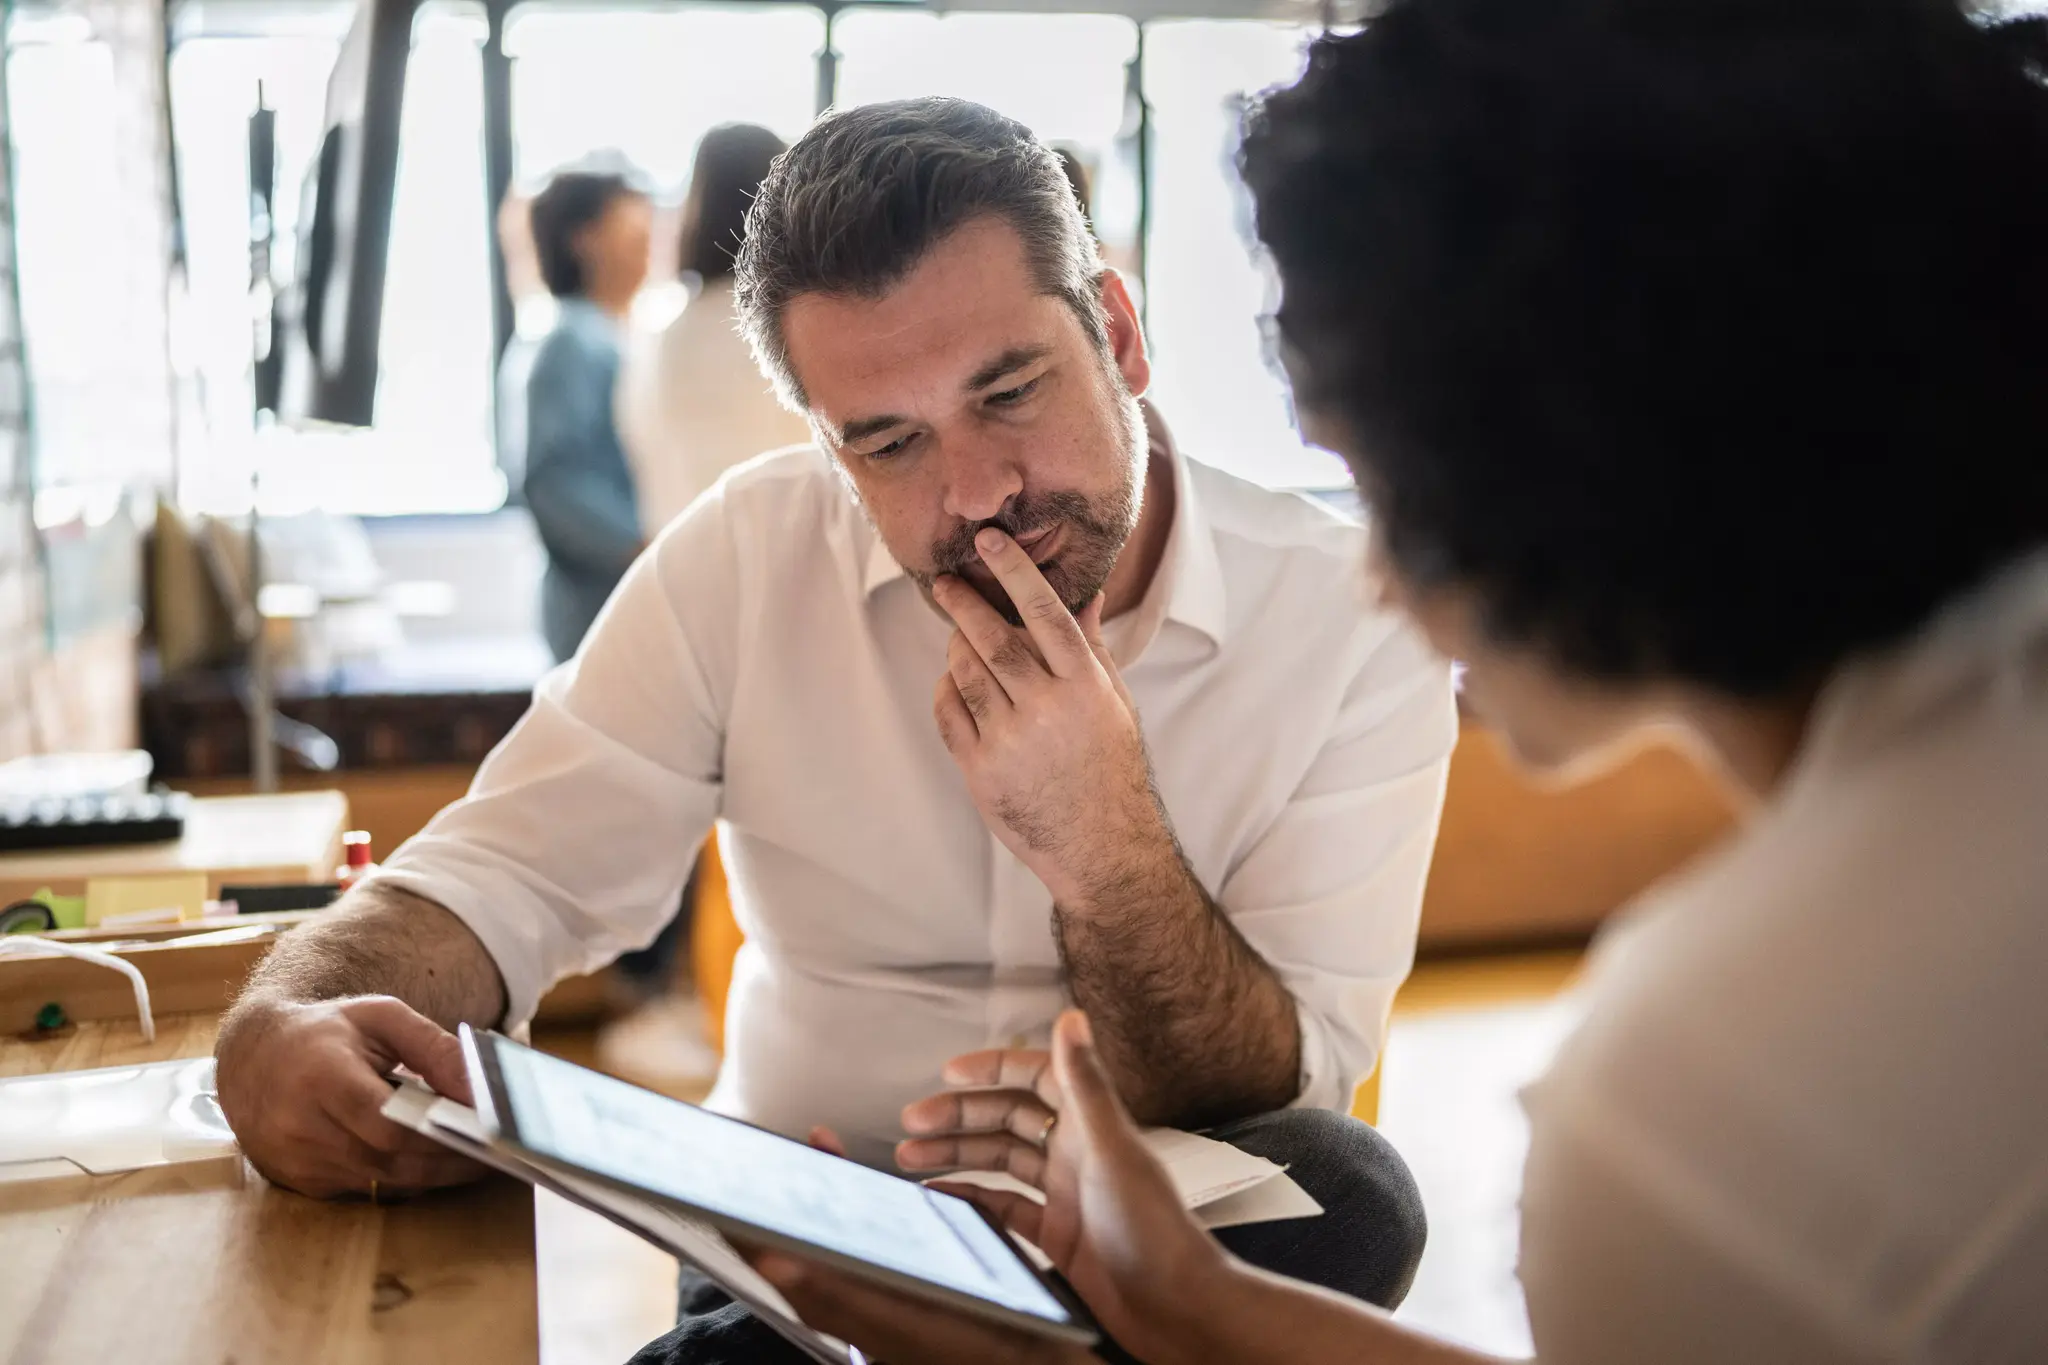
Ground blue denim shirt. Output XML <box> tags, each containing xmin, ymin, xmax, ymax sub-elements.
<box><xmin>520</xmin><ymin>298</ymin><xmax>642</xmax><ymax>662</ymax></box>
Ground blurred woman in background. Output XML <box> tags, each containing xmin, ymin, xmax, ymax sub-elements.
<box><xmin>521</xmin><ymin>167</ymin><xmax>652</xmax><ymax>664</ymax></box>
<box><xmin>606</xmin><ymin>128</ymin><xmax>805</xmax><ymax>1071</ymax></box>
<box><xmin>617</xmin><ymin>124</ymin><xmax>808</xmax><ymax>537</ymax></box>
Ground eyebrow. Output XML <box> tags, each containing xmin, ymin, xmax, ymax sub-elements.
<box><xmin>965</xmin><ymin>345</ymin><xmax>1054</xmax><ymax>393</ymax></box>
<box><xmin>838</xmin><ymin>412</ymin><xmax>911</xmax><ymax>447</ymax></box>
<box><xmin>834</xmin><ymin>344</ymin><xmax>1056</xmax><ymax>448</ymax></box>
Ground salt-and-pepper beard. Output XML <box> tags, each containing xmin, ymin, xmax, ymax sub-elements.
<box><xmin>910</xmin><ymin>389</ymin><xmax>1147</xmax><ymax>627</ymax></box>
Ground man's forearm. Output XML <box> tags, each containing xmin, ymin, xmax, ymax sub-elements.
<box><xmin>1055</xmin><ymin>839</ymin><xmax>1302</xmax><ymax>1128</ymax></box>
<box><xmin>231</xmin><ymin>882</ymin><xmax>507</xmax><ymax>1031</ymax></box>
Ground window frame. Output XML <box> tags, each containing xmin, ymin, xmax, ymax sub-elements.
<box><xmin>151</xmin><ymin>0</ymin><xmax>1344</xmax><ymax>520</ymax></box>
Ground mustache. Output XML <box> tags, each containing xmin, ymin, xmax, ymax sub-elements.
<box><xmin>929</xmin><ymin>491</ymin><xmax>1104</xmax><ymax>575</ymax></box>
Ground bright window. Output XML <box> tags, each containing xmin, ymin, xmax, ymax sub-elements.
<box><xmin>834</xmin><ymin>10</ymin><xmax>1142</xmax><ymax>276</ymax></box>
<box><xmin>506</xmin><ymin>4</ymin><xmax>822</xmax><ymax>189</ymax></box>
<box><xmin>169</xmin><ymin>24</ymin><xmax>348</xmax><ymax>482</ymax></box>
<box><xmin>168</xmin><ymin>2</ymin><xmax>500</xmax><ymax>517</ymax></box>
<box><xmin>501</xmin><ymin>3</ymin><xmax>823</xmax><ymax>337</ymax></box>
<box><xmin>152</xmin><ymin>3</ymin><xmax>1346</xmax><ymax>512</ymax></box>
<box><xmin>8</xmin><ymin>24</ymin><xmax>169</xmax><ymax>491</ymax></box>
<box><xmin>1144</xmin><ymin>20</ymin><xmax>1344</xmax><ymax>489</ymax></box>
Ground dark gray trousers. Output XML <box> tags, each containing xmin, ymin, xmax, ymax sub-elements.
<box><xmin>627</xmin><ymin>1107</ymin><xmax>1427</xmax><ymax>1364</ymax></box>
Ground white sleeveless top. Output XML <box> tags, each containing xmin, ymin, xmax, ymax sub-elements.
<box><xmin>615</xmin><ymin>277</ymin><xmax>812</xmax><ymax>537</ymax></box>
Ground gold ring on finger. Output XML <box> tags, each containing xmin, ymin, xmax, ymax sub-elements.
<box><xmin>1036</xmin><ymin>1113</ymin><xmax>1058</xmax><ymax>1148</ymax></box>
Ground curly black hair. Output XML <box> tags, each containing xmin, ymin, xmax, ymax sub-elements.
<box><xmin>1241</xmin><ymin>0</ymin><xmax>2048</xmax><ymax>696</ymax></box>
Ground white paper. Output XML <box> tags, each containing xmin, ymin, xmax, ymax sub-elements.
<box><xmin>1143</xmin><ymin>1127</ymin><xmax>1308</xmax><ymax>1210</ymax></box>
<box><xmin>930</xmin><ymin>1125</ymin><xmax>1322</xmax><ymax>1233</ymax></box>
<box><xmin>1190</xmin><ymin>1171</ymin><xmax>1325</xmax><ymax>1229</ymax></box>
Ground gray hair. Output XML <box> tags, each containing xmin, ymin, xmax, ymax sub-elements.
<box><xmin>734</xmin><ymin>97</ymin><xmax>1107</xmax><ymax>409</ymax></box>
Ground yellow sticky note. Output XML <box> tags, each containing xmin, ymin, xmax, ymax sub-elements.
<box><xmin>84</xmin><ymin>873</ymin><xmax>209</xmax><ymax>927</ymax></box>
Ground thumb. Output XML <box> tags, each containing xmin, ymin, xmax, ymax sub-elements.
<box><xmin>1077</xmin><ymin>596</ymin><xmax>1113</xmax><ymax>664</ymax></box>
<box><xmin>1050</xmin><ymin>1010</ymin><xmax>1139</xmax><ymax>1154</ymax></box>
<box><xmin>1076</xmin><ymin>597</ymin><xmax>1136</xmax><ymax>707</ymax></box>
<box><xmin>348</xmin><ymin>997</ymin><xmax>474</xmax><ymax>1105</ymax></box>
<box><xmin>1078</xmin><ymin>594</ymin><xmax>1107</xmax><ymax>646</ymax></box>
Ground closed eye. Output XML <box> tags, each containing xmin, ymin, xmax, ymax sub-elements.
<box><xmin>985</xmin><ymin>376</ymin><xmax>1044</xmax><ymax>408</ymax></box>
<box><xmin>865</xmin><ymin>431</ymin><xmax>917</xmax><ymax>460</ymax></box>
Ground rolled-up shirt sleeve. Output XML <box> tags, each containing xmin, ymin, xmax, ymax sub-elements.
<box><xmin>1221</xmin><ymin>618</ymin><xmax>1457</xmax><ymax>1112</ymax></box>
<box><xmin>373</xmin><ymin>491</ymin><xmax>739</xmax><ymax>1029</ymax></box>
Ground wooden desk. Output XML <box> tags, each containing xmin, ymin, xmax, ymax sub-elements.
<box><xmin>0</xmin><ymin>1015</ymin><xmax>538</xmax><ymax>1364</ymax></box>
<box><xmin>0</xmin><ymin>791</ymin><xmax>350</xmax><ymax>905</ymax></box>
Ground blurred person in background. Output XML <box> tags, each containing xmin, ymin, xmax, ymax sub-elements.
<box><xmin>1051</xmin><ymin>143</ymin><xmax>1143</xmax><ymax>286</ymax></box>
<box><xmin>1053</xmin><ymin>145</ymin><xmax>1093</xmax><ymax>229</ymax></box>
<box><xmin>609</xmin><ymin>127</ymin><xmax>809</xmax><ymax>1080</ymax></box>
<box><xmin>491</xmin><ymin>192</ymin><xmax>543</xmax><ymax>500</ymax></box>
<box><xmin>618</xmin><ymin>124</ymin><xmax>810</xmax><ymax>537</ymax></box>
<box><xmin>522</xmin><ymin>166</ymin><xmax>653</xmax><ymax>664</ymax></box>
<box><xmin>747</xmin><ymin>1</ymin><xmax>2048</xmax><ymax>1362</ymax></box>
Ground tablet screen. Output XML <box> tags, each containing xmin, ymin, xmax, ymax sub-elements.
<box><xmin>488</xmin><ymin>1037</ymin><xmax>1076</xmax><ymax>1328</ymax></box>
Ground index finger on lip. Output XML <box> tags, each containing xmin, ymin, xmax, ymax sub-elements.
<box><xmin>972</xmin><ymin>529</ymin><xmax>1093</xmax><ymax>678</ymax></box>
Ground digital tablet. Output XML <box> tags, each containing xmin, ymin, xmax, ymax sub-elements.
<box><xmin>460</xmin><ymin>1027</ymin><xmax>1098</xmax><ymax>1348</ymax></box>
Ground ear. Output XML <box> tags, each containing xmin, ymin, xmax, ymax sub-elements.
<box><xmin>1098</xmin><ymin>269</ymin><xmax>1151</xmax><ymax>399</ymax></box>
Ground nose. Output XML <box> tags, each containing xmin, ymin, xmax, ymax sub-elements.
<box><xmin>938</xmin><ymin>439</ymin><xmax>1024</xmax><ymax>525</ymax></box>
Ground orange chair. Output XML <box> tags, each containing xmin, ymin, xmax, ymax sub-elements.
<box><xmin>690</xmin><ymin>835</ymin><xmax>743</xmax><ymax>1054</ymax></box>
<box><xmin>1351</xmin><ymin>1062</ymin><xmax>1382</xmax><ymax>1127</ymax></box>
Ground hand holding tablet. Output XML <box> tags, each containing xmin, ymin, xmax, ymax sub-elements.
<box><xmin>456</xmin><ymin>1026</ymin><xmax>1098</xmax><ymax>1349</ymax></box>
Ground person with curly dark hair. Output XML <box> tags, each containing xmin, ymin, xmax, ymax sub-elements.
<box><xmin>748</xmin><ymin>2</ymin><xmax>2048</xmax><ymax>1362</ymax></box>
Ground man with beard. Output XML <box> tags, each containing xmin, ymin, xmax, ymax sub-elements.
<box><xmin>211</xmin><ymin>98</ymin><xmax>1455</xmax><ymax>1360</ymax></box>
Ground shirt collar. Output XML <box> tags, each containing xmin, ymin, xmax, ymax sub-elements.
<box><xmin>858</xmin><ymin>402</ymin><xmax>1229</xmax><ymax>656</ymax></box>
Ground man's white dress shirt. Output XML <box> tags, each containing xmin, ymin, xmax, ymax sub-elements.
<box><xmin>379</xmin><ymin>422</ymin><xmax>1456</xmax><ymax>1166</ymax></box>
<box><xmin>1519</xmin><ymin>551</ymin><xmax>2048</xmax><ymax>1363</ymax></box>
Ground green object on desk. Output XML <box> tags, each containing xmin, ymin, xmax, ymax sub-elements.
<box><xmin>35</xmin><ymin>1001</ymin><xmax>66</xmax><ymax>1030</ymax></box>
<box><xmin>36</xmin><ymin>888</ymin><xmax>86</xmax><ymax>930</ymax></box>
<box><xmin>0</xmin><ymin>901</ymin><xmax>55</xmax><ymax>934</ymax></box>
<box><xmin>0</xmin><ymin>889</ymin><xmax>88</xmax><ymax>935</ymax></box>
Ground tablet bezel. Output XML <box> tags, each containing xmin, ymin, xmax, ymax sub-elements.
<box><xmin>460</xmin><ymin>1026</ymin><xmax>1100</xmax><ymax>1349</ymax></box>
